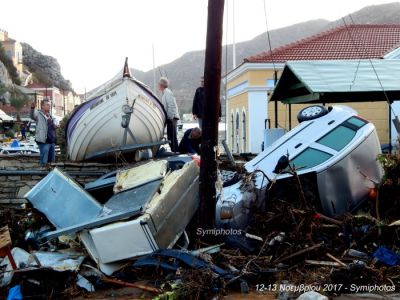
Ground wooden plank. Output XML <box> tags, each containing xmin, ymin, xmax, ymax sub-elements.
<box><xmin>0</xmin><ymin>225</ymin><xmax>11</xmax><ymax>249</ymax></box>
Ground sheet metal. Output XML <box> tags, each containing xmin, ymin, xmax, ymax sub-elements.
<box><xmin>24</xmin><ymin>168</ymin><xmax>103</xmax><ymax>229</ymax></box>
<box><xmin>113</xmin><ymin>160</ymin><xmax>167</xmax><ymax>193</ymax></box>
<box><xmin>271</xmin><ymin>59</ymin><xmax>400</xmax><ymax>103</ymax></box>
<box><xmin>42</xmin><ymin>179</ymin><xmax>162</xmax><ymax>240</ymax></box>
<box><xmin>316</xmin><ymin>131</ymin><xmax>382</xmax><ymax>216</ymax></box>
<box><xmin>24</xmin><ymin>168</ymin><xmax>162</xmax><ymax>240</ymax></box>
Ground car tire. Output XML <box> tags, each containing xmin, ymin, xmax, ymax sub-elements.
<box><xmin>297</xmin><ymin>105</ymin><xmax>328</xmax><ymax>123</ymax></box>
<box><xmin>222</xmin><ymin>173</ymin><xmax>242</xmax><ymax>187</ymax></box>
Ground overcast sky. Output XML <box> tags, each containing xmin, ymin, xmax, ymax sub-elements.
<box><xmin>1</xmin><ymin>0</ymin><xmax>397</xmax><ymax>93</ymax></box>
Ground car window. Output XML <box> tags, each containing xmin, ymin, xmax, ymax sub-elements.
<box><xmin>290</xmin><ymin>148</ymin><xmax>332</xmax><ymax>169</ymax></box>
<box><xmin>346</xmin><ymin>116</ymin><xmax>367</xmax><ymax>128</ymax></box>
<box><xmin>318</xmin><ymin>126</ymin><xmax>356</xmax><ymax>151</ymax></box>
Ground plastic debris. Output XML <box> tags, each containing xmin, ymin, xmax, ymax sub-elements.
<box><xmin>76</xmin><ymin>274</ymin><xmax>95</xmax><ymax>292</ymax></box>
<box><xmin>6</xmin><ymin>285</ymin><xmax>23</xmax><ymax>300</ymax></box>
<box><xmin>372</xmin><ymin>246</ymin><xmax>400</xmax><ymax>266</ymax></box>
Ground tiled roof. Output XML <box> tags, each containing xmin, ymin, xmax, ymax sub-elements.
<box><xmin>245</xmin><ymin>24</ymin><xmax>400</xmax><ymax>63</ymax></box>
<box><xmin>26</xmin><ymin>83</ymin><xmax>47</xmax><ymax>89</ymax></box>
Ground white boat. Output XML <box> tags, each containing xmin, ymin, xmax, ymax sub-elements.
<box><xmin>66</xmin><ymin>59</ymin><xmax>167</xmax><ymax>161</ymax></box>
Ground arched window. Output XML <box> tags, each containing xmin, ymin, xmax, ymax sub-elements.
<box><xmin>230</xmin><ymin>113</ymin><xmax>234</xmax><ymax>150</ymax></box>
<box><xmin>235</xmin><ymin>112</ymin><xmax>240</xmax><ymax>153</ymax></box>
<box><xmin>242</xmin><ymin>110</ymin><xmax>246</xmax><ymax>152</ymax></box>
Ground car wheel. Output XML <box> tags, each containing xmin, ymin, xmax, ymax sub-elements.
<box><xmin>297</xmin><ymin>105</ymin><xmax>328</xmax><ymax>122</ymax></box>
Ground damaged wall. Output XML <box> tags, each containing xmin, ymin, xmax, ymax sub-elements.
<box><xmin>0</xmin><ymin>156</ymin><xmax>117</xmax><ymax>204</ymax></box>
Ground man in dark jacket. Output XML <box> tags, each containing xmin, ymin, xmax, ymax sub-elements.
<box><xmin>192</xmin><ymin>76</ymin><xmax>221</xmax><ymax>128</ymax></box>
<box><xmin>178</xmin><ymin>127</ymin><xmax>201</xmax><ymax>155</ymax></box>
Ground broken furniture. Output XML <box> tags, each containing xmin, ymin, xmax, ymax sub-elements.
<box><xmin>23</xmin><ymin>159</ymin><xmax>200</xmax><ymax>274</ymax></box>
<box><xmin>0</xmin><ymin>226</ymin><xmax>16</xmax><ymax>270</ymax></box>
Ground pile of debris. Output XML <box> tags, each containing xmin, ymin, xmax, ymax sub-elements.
<box><xmin>1</xmin><ymin>153</ymin><xmax>400</xmax><ymax>299</ymax></box>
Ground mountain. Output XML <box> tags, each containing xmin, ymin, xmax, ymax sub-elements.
<box><xmin>131</xmin><ymin>2</ymin><xmax>400</xmax><ymax>115</ymax></box>
<box><xmin>328</xmin><ymin>2</ymin><xmax>400</xmax><ymax>28</ymax></box>
<box><xmin>22</xmin><ymin>42</ymin><xmax>73</xmax><ymax>91</ymax></box>
<box><xmin>131</xmin><ymin>19</ymin><xmax>330</xmax><ymax>114</ymax></box>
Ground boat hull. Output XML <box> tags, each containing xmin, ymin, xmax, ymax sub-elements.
<box><xmin>67</xmin><ymin>78</ymin><xmax>166</xmax><ymax>161</ymax></box>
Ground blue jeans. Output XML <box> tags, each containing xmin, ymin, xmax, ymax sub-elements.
<box><xmin>38</xmin><ymin>143</ymin><xmax>55</xmax><ymax>166</ymax></box>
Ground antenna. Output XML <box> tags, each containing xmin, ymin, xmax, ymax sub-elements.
<box><xmin>152</xmin><ymin>44</ymin><xmax>156</xmax><ymax>92</ymax></box>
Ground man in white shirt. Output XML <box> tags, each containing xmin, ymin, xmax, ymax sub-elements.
<box><xmin>159</xmin><ymin>77</ymin><xmax>180</xmax><ymax>152</ymax></box>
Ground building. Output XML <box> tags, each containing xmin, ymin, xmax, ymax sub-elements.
<box><xmin>62</xmin><ymin>90</ymin><xmax>81</xmax><ymax>114</ymax></box>
<box><xmin>0</xmin><ymin>29</ymin><xmax>23</xmax><ymax>74</ymax></box>
<box><xmin>0</xmin><ymin>85</ymin><xmax>43</xmax><ymax>119</ymax></box>
<box><xmin>226</xmin><ymin>24</ymin><xmax>400</xmax><ymax>153</ymax></box>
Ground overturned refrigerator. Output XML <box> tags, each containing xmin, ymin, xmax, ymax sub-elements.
<box><xmin>24</xmin><ymin>159</ymin><xmax>199</xmax><ymax>273</ymax></box>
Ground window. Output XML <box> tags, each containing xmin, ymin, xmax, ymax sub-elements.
<box><xmin>266</xmin><ymin>79</ymin><xmax>275</xmax><ymax>89</ymax></box>
<box><xmin>346</xmin><ymin>116</ymin><xmax>367</xmax><ymax>128</ymax></box>
<box><xmin>291</xmin><ymin>148</ymin><xmax>332</xmax><ymax>169</ymax></box>
<box><xmin>318</xmin><ymin>126</ymin><xmax>356</xmax><ymax>151</ymax></box>
<box><xmin>242</xmin><ymin>111</ymin><xmax>246</xmax><ymax>152</ymax></box>
<box><xmin>317</xmin><ymin>117</ymin><xmax>367</xmax><ymax>151</ymax></box>
<box><xmin>235</xmin><ymin>112</ymin><xmax>240</xmax><ymax>153</ymax></box>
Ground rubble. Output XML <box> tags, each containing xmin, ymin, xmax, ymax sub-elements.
<box><xmin>0</xmin><ymin>151</ymin><xmax>399</xmax><ymax>299</ymax></box>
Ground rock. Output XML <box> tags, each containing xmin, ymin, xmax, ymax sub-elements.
<box><xmin>297</xmin><ymin>291</ymin><xmax>328</xmax><ymax>300</ymax></box>
<box><xmin>22</xmin><ymin>43</ymin><xmax>72</xmax><ymax>91</ymax></box>
<box><xmin>17</xmin><ymin>185</ymin><xmax>31</xmax><ymax>198</ymax></box>
<box><xmin>0</xmin><ymin>61</ymin><xmax>12</xmax><ymax>85</ymax></box>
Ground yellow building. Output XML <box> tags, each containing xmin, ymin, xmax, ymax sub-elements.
<box><xmin>0</xmin><ymin>29</ymin><xmax>23</xmax><ymax>74</ymax></box>
<box><xmin>226</xmin><ymin>24</ymin><xmax>400</xmax><ymax>153</ymax></box>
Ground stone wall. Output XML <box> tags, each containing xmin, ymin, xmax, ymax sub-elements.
<box><xmin>0</xmin><ymin>155</ymin><xmax>119</xmax><ymax>204</ymax></box>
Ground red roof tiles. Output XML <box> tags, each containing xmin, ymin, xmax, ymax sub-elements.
<box><xmin>245</xmin><ymin>24</ymin><xmax>400</xmax><ymax>63</ymax></box>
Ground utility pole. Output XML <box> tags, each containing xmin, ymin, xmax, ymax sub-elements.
<box><xmin>199</xmin><ymin>0</ymin><xmax>225</xmax><ymax>229</ymax></box>
<box><xmin>232</xmin><ymin>0</ymin><xmax>236</xmax><ymax>69</ymax></box>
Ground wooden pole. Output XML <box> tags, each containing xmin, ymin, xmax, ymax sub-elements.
<box><xmin>199</xmin><ymin>0</ymin><xmax>225</xmax><ymax>229</ymax></box>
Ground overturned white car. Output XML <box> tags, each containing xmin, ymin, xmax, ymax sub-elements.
<box><xmin>216</xmin><ymin>105</ymin><xmax>383</xmax><ymax>230</ymax></box>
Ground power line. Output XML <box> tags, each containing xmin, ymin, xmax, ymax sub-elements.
<box><xmin>341</xmin><ymin>16</ymin><xmax>390</xmax><ymax>103</ymax></box>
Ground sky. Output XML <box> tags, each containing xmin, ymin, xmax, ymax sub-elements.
<box><xmin>0</xmin><ymin>0</ymin><xmax>397</xmax><ymax>93</ymax></box>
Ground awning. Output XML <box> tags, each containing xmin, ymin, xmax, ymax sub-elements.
<box><xmin>270</xmin><ymin>59</ymin><xmax>400</xmax><ymax>104</ymax></box>
<box><xmin>0</xmin><ymin>109</ymin><xmax>14</xmax><ymax>122</ymax></box>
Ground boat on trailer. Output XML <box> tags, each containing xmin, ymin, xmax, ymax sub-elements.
<box><xmin>66</xmin><ymin>58</ymin><xmax>167</xmax><ymax>161</ymax></box>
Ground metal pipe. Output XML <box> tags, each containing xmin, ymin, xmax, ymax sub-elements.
<box><xmin>274</xmin><ymin>71</ymin><xmax>278</xmax><ymax>128</ymax></box>
<box><xmin>389</xmin><ymin>100</ymin><xmax>393</xmax><ymax>154</ymax></box>
<box><xmin>0</xmin><ymin>170</ymin><xmax>106</xmax><ymax>176</ymax></box>
<box><xmin>222</xmin><ymin>139</ymin><xmax>235</xmax><ymax>166</ymax></box>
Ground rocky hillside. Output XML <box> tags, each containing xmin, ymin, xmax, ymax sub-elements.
<box><xmin>328</xmin><ymin>2</ymin><xmax>400</xmax><ymax>28</ymax></box>
<box><xmin>0</xmin><ymin>61</ymin><xmax>12</xmax><ymax>86</ymax></box>
<box><xmin>22</xmin><ymin>43</ymin><xmax>72</xmax><ymax>91</ymax></box>
<box><xmin>131</xmin><ymin>2</ymin><xmax>400</xmax><ymax>115</ymax></box>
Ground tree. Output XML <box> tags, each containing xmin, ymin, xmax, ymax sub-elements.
<box><xmin>9</xmin><ymin>86</ymin><xmax>29</xmax><ymax>121</ymax></box>
<box><xmin>0</xmin><ymin>83</ymin><xmax>8</xmax><ymax>106</ymax></box>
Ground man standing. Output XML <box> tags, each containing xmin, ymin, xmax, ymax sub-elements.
<box><xmin>159</xmin><ymin>77</ymin><xmax>179</xmax><ymax>152</ymax></box>
<box><xmin>30</xmin><ymin>99</ymin><xmax>57</xmax><ymax>167</ymax></box>
<box><xmin>192</xmin><ymin>76</ymin><xmax>221</xmax><ymax>128</ymax></box>
<box><xmin>192</xmin><ymin>76</ymin><xmax>204</xmax><ymax>127</ymax></box>
<box><xmin>178</xmin><ymin>127</ymin><xmax>201</xmax><ymax>155</ymax></box>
